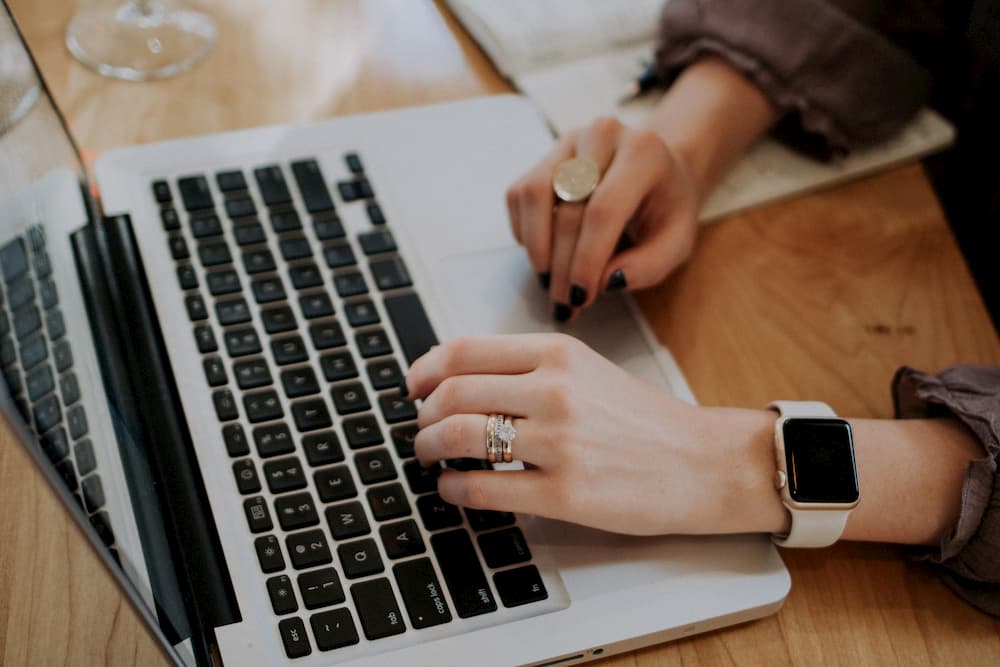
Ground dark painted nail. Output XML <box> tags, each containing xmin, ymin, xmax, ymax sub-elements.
<box><xmin>605</xmin><ymin>269</ymin><xmax>627</xmax><ymax>292</ymax></box>
<box><xmin>399</xmin><ymin>379</ymin><xmax>409</xmax><ymax>397</ymax></box>
<box><xmin>569</xmin><ymin>284</ymin><xmax>587</xmax><ymax>307</ymax></box>
<box><xmin>538</xmin><ymin>272</ymin><xmax>551</xmax><ymax>289</ymax></box>
<box><xmin>553</xmin><ymin>303</ymin><xmax>572</xmax><ymax>322</ymax></box>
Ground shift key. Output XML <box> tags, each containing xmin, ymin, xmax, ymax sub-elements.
<box><xmin>430</xmin><ymin>529</ymin><xmax>497</xmax><ymax>618</ymax></box>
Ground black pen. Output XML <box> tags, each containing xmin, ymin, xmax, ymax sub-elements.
<box><xmin>619</xmin><ymin>61</ymin><xmax>661</xmax><ymax>103</ymax></box>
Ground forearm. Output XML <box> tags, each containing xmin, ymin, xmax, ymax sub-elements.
<box><xmin>642</xmin><ymin>56</ymin><xmax>779</xmax><ymax>205</ymax></box>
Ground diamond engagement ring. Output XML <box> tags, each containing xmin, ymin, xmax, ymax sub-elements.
<box><xmin>553</xmin><ymin>156</ymin><xmax>600</xmax><ymax>203</ymax></box>
<box><xmin>495</xmin><ymin>415</ymin><xmax>517</xmax><ymax>463</ymax></box>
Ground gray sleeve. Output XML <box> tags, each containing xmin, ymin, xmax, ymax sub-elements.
<box><xmin>653</xmin><ymin>0</ymin><xmax>933</xmax><ymax>156</ymax></box>
<box><xmin>893</xmin><ymin>365</ymin><xmax>1000</xmax><ymax>617</ymax></box>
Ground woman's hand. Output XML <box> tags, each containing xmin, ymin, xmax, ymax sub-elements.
<box><xmin>505</xmin><ymin>117</ymin><xmax>700</xmax><ymax>321</ymax></box>
<box><xmin>404</xmin><ymin>333</ymin><xmax>786</xmax><ymax>536</ymax></box>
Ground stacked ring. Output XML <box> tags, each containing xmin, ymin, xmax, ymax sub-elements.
<box><xmin>485</xmin><ymin>414</ymin><xmax>517</xmax><ymax>463</ymax></box>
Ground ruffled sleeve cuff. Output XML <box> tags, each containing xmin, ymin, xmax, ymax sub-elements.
<box><xmin>654</xmin><ymin>0</ymin><xmax>933</xmax><ymax>157</ymax></box>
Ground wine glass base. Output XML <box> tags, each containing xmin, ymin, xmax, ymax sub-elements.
<box><xmin>66</xmin><ymin>3</ymin><xmax>217</xmax><ymax>81</ymax></box>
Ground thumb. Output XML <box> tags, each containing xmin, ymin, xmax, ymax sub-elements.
<box><xmin>600</xmin><ymin>215</ymin><xmax>696</xmax><ymax>293</ymax></box>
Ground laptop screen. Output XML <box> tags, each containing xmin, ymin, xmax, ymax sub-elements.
<box><xmin>0</xmin><ymin>5</ymin><xmax>196</xmax><ymax>664</ymax></box>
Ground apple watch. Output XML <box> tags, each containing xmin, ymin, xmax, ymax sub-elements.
<box><xmin>769</xmin><ymin>401</ymin><xmax>859</xmax><ymax>548</ymax></box>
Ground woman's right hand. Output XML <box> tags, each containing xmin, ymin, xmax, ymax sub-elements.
<box><xmin>505</xmin><ymin>116</ymin><xmax>701</xmax><ymax>321</ymax></box>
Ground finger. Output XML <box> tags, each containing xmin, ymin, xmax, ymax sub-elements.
<box><xmin>414</xmin><ymin>414</ymin><xmax>549</xmax><ymax>467</ymax></box>
<box><xmin>417</xmin><ymin>374</ymin><xmax>538</xmax><ymax>428</ymax></box>
<box><xmin>404</xmin><ymin>334</ymin><xmax>550</xmax><ymax>399</ymax></box>
<box><xmin>601</xmin><ymin>207</ymin><xmax>697</xmax><ymax>292</ymax></box>
<box><xmin>547</xmin><ymin>201</ymin><xmax>584</xmax><ymax>320</ymax></box>
<box><xmin>568</xmin><ymin>139</ymin><xmax>664</xmax><ymax>308</ymax></box>
<box><xmin>506</xmin><ymin>179</ymin><xmax>523</xmax><ymax>245</ymax></box>
<box><xmin>516</xmin><ymin>133</ymin><xmax>577</xmax><ymax>277</ymax></box>
<box><xmin>437</xmin><ymin>468</ymin><xmax>549</xmax><ymax>515</ymax></box>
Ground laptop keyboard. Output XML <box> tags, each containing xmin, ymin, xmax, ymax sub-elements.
<box><xmin>152</xmin><ymin>153</ymin><xmax>548</xmax><ymax>659</ymax></box>
<box><xmin>0</xmin><ymin>227</ymin><xmax>117</xmax><ymax>554</ymax></box>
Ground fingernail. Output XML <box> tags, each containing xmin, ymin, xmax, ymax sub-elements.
<box><xmin>538</xmin><ymin>272</ymin><xmax>551</xmax><ymax>289</ymax></box>
<box><xmin>605</xmin><ymin>269</ymin><xmax>627</xmax><ymax>292</ymax></box>
<box><xmin>569</xmin><ymin>284</ymin><xmax>587</xmax><ymax>307</ymax></box>
<box><xmin>553</xmin><ymin>303</ymin><xmax>572</xmax><ymax>322</ymax></box>
<box><xmin>399</xmin><ymin>378</ymin><xmax>409</xmax><ymax>397</ymax></box>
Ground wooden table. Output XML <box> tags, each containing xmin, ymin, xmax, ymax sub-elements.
<box><xmin>3</xmin><ymin>1</ymin><xmax>999</xmax><ymax>665</ymax></box>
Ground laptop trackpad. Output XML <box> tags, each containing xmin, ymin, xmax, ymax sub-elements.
<box><xmin>436</xmin><ymin>246</ymin><xmax>675</xmax><ymax>392</ymax></box>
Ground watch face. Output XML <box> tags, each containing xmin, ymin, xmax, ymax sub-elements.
<box><xmin>783</xmin><ymin>418</ymin><xmax>859</xmax><ymax>504</ymax></box>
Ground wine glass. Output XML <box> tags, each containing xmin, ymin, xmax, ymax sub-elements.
<box><xmin>65</xmin><ymin>0</ymin><xmax>217</xmax><ymax>81</ymax></box>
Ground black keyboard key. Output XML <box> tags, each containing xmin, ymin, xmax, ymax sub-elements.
<box><xmin>233</xmin><ymin>459</ymin><xmax>261</xmax><ymax>494</ymax></box>
<box><xmin>206</xmin><ymin>269</ymin><xmax>241</xmax><ymax>296</ymax></box>
<box><xmin>168</xmin><ymin>234</ymin><xmax>190</xmax><ymax>259</ymax></box>
<box><xmin>404</xmin><ymin>460</ymin><xmax>440</xmax><ymax>495</ymax></box>
<box><xmin>202</xmin><ymin>356</ymin><xmax>228</xmax><ymax>387</ymax></box>
<box><xmin>177</xmin><ymin>175</ymin><xmax>213</xmax><ymax>211</ymax></box>
<box><xmin>53</xmin><ymin>339</ymin><xmax>73</xmax><ymax>372</ymax></box>
<box><xmin>289</xmin><ymin>262</ymin><xmax>323</xmax><ymax>289</ymax></box>
<box><xmin>342</xmin><ymin>414</ymin><xmax>383</xmax><ymax>449</ymax></box>
<box><xmin>478</xmin><ymin>527</ymin><xmax>531</xmax><ymax>569</ymax></box>
<box><xmin>320</xmin><ymin>350</ymin><xmax>356</xmax><ymax>381</ymax></box>
<box><xmin>33</xmin><ymin>394</ymin><xmax>61</xmax><ymax>434</ymax></box>
<box><xmin>1</xmin><ymin>238</ymin><xmax>28</xmax><ymax>282</ymax></box>
<box><xmin>447</xmin><ymin>457</ymin><xmax>492</xmax><ymax>472</ymax></box>
<box><xmin>8</xmin><ymin>276</ymin><xmax>34</xmax><ymax>310</ymax></box>
<box><xmin>197</xmin><ymin>241</ymin><xmax>231</xmax><ymax>266</ymax></box>
<box><xmin>337</xmin><ymin>180</ymin><xmax>361</xmax><ymax>202</ymax></box>
<box><xmin>358</xmin><ymin>230</ymin><xmax>396</xmax><ymax>256</ymax></box>
<box><xmin>255</xmin><ymin>534</ymin><xmax>285</xmax><ymax>573</ymax></box>
<box><xmin>26</xmin><ymin>225</ymin><xmax>44</xmax><ymax>250</ymax></box>
<box><xmin>326</xmin><ymin>501</ymin><xmax>370</xmax><ymax>540</ymax></box>
<box><xmin>309</xmin><ymin>320</ymin><xmax>346</xmax><ymax>350</ymax></box>
<box><xmin>39</xmin><ymin>279</ymin><xmax>58</xmax><ymax>310</ymax></box>
<box><xmin>194</xmin><ymin>325</ymin><xmax>218</xmax><ymax>353</ymax></box>
<box><xmin>323</xmin><ymin>243</ymin><xmax>355</xmax><ymax>269</ymax></box>
<box><xmin>224</xmin><ymin>197</ymin><xmax>256</xmax><ymax>220</ymax></box>
<box><xmin>222</xmin><ymin>423</ymin><xmax>250</xmax><ymax>456</ymax></box>
<box><xmin>271</xmin><ymin>209</ymin><xmax>302</xmax><ymax>233</ymax></box>
<box><xmin>302</xmin><ymin>430</ymin><xmax>343</xmax><ymax>466</ymax></box>
<box><xmin>267</xmin><ymin>575</ymin><xmax>299</xmax><ymax>615</ymax></box>
<box><xmin>216</xmin><ymin>297</ymin><xmax>251</xmax><ymax>325</ymax></box>
<box><xmin>234</xmin><ymin>221</ymin><xmax>267</xmax><ymax>246</ymax></box>
<box><xmin>32</xmin><ymin>251</ymin><xmax>51</xmax><ymax>279</ymax></box>
<box><xmin>370</xmin><ymin>257</ymin><xmax>412</xmax><ymax>291</ymax></box>
<box><xmin>356</xmin><ymin>448</ymin><xmax>397</xmax><ymax>485</ymax></box>
<box><xmin>355</xmin><ymin>329</ymin><xmax>391</xmax><ymax>358</ymax></box>
<box><xmin>366</xmin><ymin>359</ymin><xmax>401</xmax><ymax>390</ymax></box>
<box><xmin>431</xmin><ymin>529</ymin><xmax>497</xmax><ymax>618</ymax></box>
<box><xmin>262</xmin><ymin>305</ymin><xmax>297</xmax><ymax>333</ymax></box>
<box><xmin>291</xmin><ymin>398</ymin><xmax>333</xmax><ymax>432</ymax></box>
<box><xmin>90</xmin><ymin>511</ymin><xmax>114</xmax><ymax>546</ymax></box>
<box><xmin>281</xmin><ymin>367</ymin><xmax>319</xmax><ymax>398</ymax></box>
<box><xmin>216</xmin><ymin>170</ymin><xmax>247</xmax><ymax>192</ymax></box>
<box><xmin>314</xmin><ymin>465</ymin><xmax>357</xmax><ymax>503</ymax></box>
<box><xmin>161</xmin><ymin>207</ymin><xmax>180</xmax><ymax>231</ymax></box>
<box><xmin>271</xmin><ymin>335</ymin><xmax>308</xmax><ymax>365</ymax></box>
<box><xmin>310</xmin><ymin>609</ymin><xmax>359</xmax><ymax>651</ymax></box>
<box><xmin>46</xmin><ymin>310</ymin><xmax>66</xmax><ymax>341</ymax></box>
<box><xmin>286</xmin><ymin>529</ymin><xmax>332</xmax><ymax>569</ymax></box>
<box><xmin>345</xmin><ymin>299</ymin><xmax>379</xmax><ymax>327</ymax></box>
<box><xmin>278</xmin><ymin>617</ymin><xmax>311</xmax><ymax>659</ymax></box>
<box><xmin>331</xmin><ymin>382</ymin><xmax>370</xmax><ymax>415</ymax></box>
<box><xmin>379</xmin><ymin>519</ymin><xmax>425</xmax><ymax>560</ymax></box>
<box><xmin>25</xmin><ymin>365</ymin><xmax>53</xmax><ymax>402</ymax></box>
<box><xmin>151</xmin><ymin>180</ymin><xmax>172</xmax><ymax>203</ymax></box>
<box><xmin>1</xmin><ymin>338</ymin><xmax>16</xmax><ymax>366</ymax></box>
<box><xmin>333</xmin><ymin>271</ymin><xmax>368</xmax><ymax>298</ymax></box>
<box><xmin>225</xmin><ymin>327</ymin><xmax>262</xmax><ymax>357</ymax></box>
<box><xmin>252</xmin><ymin>277</ymin><xmax>286</xmax><ymax>303</ymax></box>
<box><xmin>190</xmin><ymin>213</ymin><xmax>223</xmax><ymax>238</ymax></box>
<box><xmin>74</xmin><ymin>438</ymin><xmax>96</xmax><ymax>476</ymax></box>
<box><xmin>56</xmin><ymin>459</ymin><xmax>77</xmax><ymax>491</ymax></box>
<box><xmin>291</xmin><ymin>159</ymin><xmax>335</xmax><ymax>213</ymax></box>
<box><xmin>384</xmin><ymin>292</ymin><xmax>438</xmax><ymax>365</ymax></box>
<box><xmin>298</xmin><ymin>568</ymin><xmax>345</xmax><ymax>610</ymax></box>
<box><xmin>367</xmin><ymin>483</ymin><xmax>410</xmax><ymax>521</ymax></box>
<box><xmin>245</xmin><ymin>496</ymin><xmax>273</xmax><ymax>532</ymax></box>
<box><xmin>417</xmin><ymin>494</ymin><xmax>463</xmax><ymax>532</ymax></box>
<box><xmin>244</xmin><ymin>389</ymin><xmax>283</xmax><ymax>423</ymax></box>
<box><xmin>493</xmin><ymin>565</ymin><xmax>548</xmax><ymax>608</ymax></box>
<box><xmin>233</xmin><ymin>358</ymin><xmax>272</xmax><ymax>390</ymax></box>
<box><xmin>40</xmin><ymin>426</ymin><xmax>69</xmax><ymax>463</ymax></box>
<box><xmin>366</xmin><ymin>201</ymin><xmax>386</xmax><ymax>226</ymax></box>
<box><xmin>243</xmin><ymin>248</ymin><xmax>276</xmax><ymax>274</ymax></box>
<box><xmin>275</xmin><ymin>492</ymin><xmax>319</xmax><ymax>530</ymax></box>
<box><xmin>465</xmin><ymin>508</ymin><xmax>516</xmax><ymax>532</ymax></box>
<box><xmin>3</xmin><ymin>366</ymin><xmax>21</xmax><ymax>395</ymax></box>
<box><xmin>379</xmin><ymin>395</ymin><xmax>417</xmax><ymax>424</ymax></box>
<box><xmin>338</xmin><ymin>538</ymin><xmax>384</xmax><ymax>579</ymax></box>
<box><xmin>81</xmin><ymin>475</ymin><xmax>105</xmax><ymax>512</ymax></box>
<box><xmin>299</xmin><ymin>292</ymin><xmax>334</xmax><ymax>319</ymax></box>
<box><xmin>213</xmin><ymin>389</ymin><xmax>239</xmax><ymax>421</ymax></box>
<box><xmin>254</xmin><ymin>165</ymin><xmax>293</xmax><ymax>207</ymax></box>
<box><xmin>344</xmin><ymin>152</ymin><xmax>363</xmax><ymax>174</ymax></box>
<box><xmin>313</xmin><ymin>213</ymin><xmax>345</xmax><ymax>240</ymax></box>
<box><xmin>350</xmin><ymin>578</ymin><xmax>406</xmax><ymax>640</ymax></box>
<box><xmin>280</xmin><ymin>236</ymin><xmax>312</xmax><ymax>261</ymax></box>
<box><xmin>176</xmin><ymin>264</ymin><xmax>198</xmax><ymax>290</ymax></box>
<box><xmin>253</xmin><ymin>422</ymin><xmax>295</xmax><ymax>457</ymax></box>
<box><xmin>13</xmin><ymin>304</ymin><xmax>41</xmax><ymax>339</ymax></box>
<box><xmin>393</xmin><ymin>557</ymin><xmax>452</xmax><ymax>629</ymax></box>
<box><xmin>390</xmin><ymin>424</ymin><xmax>417</xmax><ymax>458</ymax></box>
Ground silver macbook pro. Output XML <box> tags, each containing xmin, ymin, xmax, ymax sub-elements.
<box><xmin>0</xmin><ymin>5</ymin><xmax>788</xmax><ymax>666</ymax></box>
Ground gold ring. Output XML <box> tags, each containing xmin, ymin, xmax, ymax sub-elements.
<box><xmin>485</xmin><ymin>414</ymin><xmax>498</xmax><ymax>463</ymax></box>
<box><xmin>553</xmin><ymin>156</ymin><xmax>600</xmax><ymax>203</ymax></box>
<box><xmin>496</xmin><ymin>415</ymin><xmax>517</xmax><ymax>463</ymax></box>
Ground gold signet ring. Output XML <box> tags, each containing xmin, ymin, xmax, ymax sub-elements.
<box><xmin>553</xmin><ymin>157</ymin><xmax>600</xmax><ymax>203</ymax></box>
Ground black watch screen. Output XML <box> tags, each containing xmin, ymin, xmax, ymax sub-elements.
<box><xmin>783</xmin><ymin>418</ymin><xmax>859</xmax><ymax>504</ymax></box>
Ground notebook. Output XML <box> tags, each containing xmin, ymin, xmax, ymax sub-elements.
<box><xmin>444</xmin><ymin>0</ymin><xmax>956</xmax><ymax>222</ymax></box>
<box><xmin>0</xmin><ymin>5</ymin><xmax>788</xmax><ymax>666</ymax></box>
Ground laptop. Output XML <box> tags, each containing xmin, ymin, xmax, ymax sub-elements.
<box><xmin>0</xmin><ymin>5</ymin><xmax>788</xmax><ymax>666</ymax></box>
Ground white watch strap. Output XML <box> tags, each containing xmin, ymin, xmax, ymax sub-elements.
<box><xmin>768</xmin><ymin>400</ymin><xmax>852</xmax><ymax>548</ymax></box>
